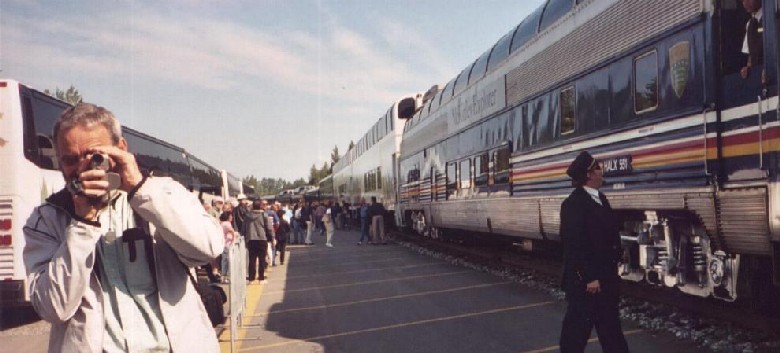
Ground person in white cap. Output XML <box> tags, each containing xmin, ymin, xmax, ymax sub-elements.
<box><xmin>233</xmin><ymin>194</ymin><xmax>250</xmax><ymax>235</ymax></box>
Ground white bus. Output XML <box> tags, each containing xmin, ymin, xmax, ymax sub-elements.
<box><xmin>0</xmin><ymin>79</ymin><xmax>235</xmax><ymax>305</ymax></box>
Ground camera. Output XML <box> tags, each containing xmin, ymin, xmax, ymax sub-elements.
<box><xmin>90</xmin><ymin>153</ymin><xmax>110</xmax><ymax>171</ymax></box>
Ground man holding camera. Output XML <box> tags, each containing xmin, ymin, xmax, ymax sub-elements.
<box><xmin>23</xmin><ymin>103</ymin><xmax>224</xmax><ymax>352</ymax></box>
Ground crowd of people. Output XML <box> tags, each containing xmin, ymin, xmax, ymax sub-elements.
<box><xmin>202</xmin><ymin>194</ymin><xmax>390</xmax><ymax>284</ymax></box>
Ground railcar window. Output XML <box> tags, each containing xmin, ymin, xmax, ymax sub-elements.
<box><xmin>576</xmin><ymin>67</ymin><xmax>609</xmax><ymax>133</ymax></box>
<box><xmin>511</xmin><ymin>6</ymin><xmax>544</xmax><ymax>53</ymax></box>
<box><xmin>430</xmin><ymin>90</ymin><xmax>442</xmax><ymax>112</ymax></box>
<box><xmin>488</xmin><ymin>31</ymin><xmax>514</xmax><ymax>72</ymax></box>
<box><xmin>539</xmin><ymin>0</ymin><xmax>573</xmax><ymax>32</ymax></box>
<box><xmin>493</xmin><ymin>147</ymin><xmax>511</xmax><ymax>184</ymax></box>
<box><xmin>440</xmin><ymin>78</ymin><xmax>456</xmax><ymax>106</ymax></box>
<box><xmin>560</xmin><ymin>85</ymin><xmax>576</xmax><ymax>135</ymax></box>
<box><xmin>511</xmin><ymin>104</ymin><xmax>526</xmax><ymax>152</ymax></box>
<box><xmin>634</xmin><ymin>50</ymin><xmax>659</xmax><ymax>113</ymax></box>
<box><xmin>446</xmin><ymin>162</ymin><xmax>457</xmax><ymax>198</ymax></box>
<box><xmin>459</xmin><ymin>159</ymin><xmax>472</xmax><ymax>189</ymax></box>
<box><xmin>610</xmin><ymin>57</ymin><xmax>634</xmax><ymax>125</ymax></box>
<box><xmin>453</xmin><ymin>65</ymin><xmax>473</xmax><ymax>97</ymax></box>
<box><xmin>469</xmin><ymin>49</ymin><xmax>492</xmax><ymax>85</ymax></box>
<box><xmin>475</xmin><ymin>153</ymin><xmax>489</xmax><ymax>187</ymax></box>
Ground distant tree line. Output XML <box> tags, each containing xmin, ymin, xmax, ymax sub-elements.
<box><xmin>44</xmin><ymin>85</ymin><xmax>83</xmax><ymax>105</ymax></box>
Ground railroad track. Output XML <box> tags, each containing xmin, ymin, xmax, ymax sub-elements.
<box><xmin>392</xmin><ymin>230</ymin><xmax>780</xmax><ymax>341</ymax></box>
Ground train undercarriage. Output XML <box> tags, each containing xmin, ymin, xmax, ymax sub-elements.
<box><xmin>404</xmin><ymin>209</ymin><xmax>774</xmax><ymax>303</ymax></box>
<box><xmin>619</xmin><ymin>211</ymin><xmax>740</xmax><ymax>301</ymax></box>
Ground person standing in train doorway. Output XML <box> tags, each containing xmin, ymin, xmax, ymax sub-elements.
<box><xmin>559</xmin><ymin>151</ymin><xmax>630</xmax><ymax>353</ymax></box>
<box><xmin>23</xmin><ymin>102</ymin><xmax>223</xmax><ymax>352</ymax></box>
<box><xmin>740</xmin><ymin>0</ymin><xmax>763</xmax><ymax>80</ymax></box>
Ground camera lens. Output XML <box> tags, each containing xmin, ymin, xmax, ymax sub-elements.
<box><xmin>91</xmin><ymin>154</ymin><xmax>105</xmax><ymax>164</ymax></box>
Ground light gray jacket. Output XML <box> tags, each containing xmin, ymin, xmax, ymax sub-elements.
<box><xmin>24</xmin><ymin>177</ymin><xmax>224</xmax><ymax>353</ymax></box>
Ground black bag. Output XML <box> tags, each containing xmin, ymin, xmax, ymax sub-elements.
<box><xmin>187</xmin><ymin>270</ymin><xmax>227</xmax><ymax>327</ymax></box>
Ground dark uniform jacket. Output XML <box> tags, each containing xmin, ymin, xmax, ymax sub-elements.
<box><xmin>559</xmin><ymin>187</ymin><xmax>622</xmax><ymax>293</ymax></box>
<box><xmin>368</xmin><ymin>203</ymin><xmax>386</xmax><ymax>218</ymax></box>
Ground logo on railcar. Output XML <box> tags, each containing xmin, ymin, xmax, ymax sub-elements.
<box><xmin>669</xmin><ymin>41</ymin><xmax>690</xmax><ymax>99</ymax></box>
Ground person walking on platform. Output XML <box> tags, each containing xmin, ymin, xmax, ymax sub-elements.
<box><xmin>332</xmin><ymin>200</ymin><xmax>343</xmax><ymax>230</ymax></box>
<box><xmin>244</xmin><ymin>200</ymin><xmax>274</xmax><ymax>284</ymax></box>
<box><xmin>323</xmin><ymin>201</ymin><xmax>335</xmax><ymax>247</ymax></box>
<box><xmin>314</xmin><ymin>201</ymin><xmax>326</xmax><ymax>235</ymax></box>
<box><xmin>292</xmin><ymin>202</ymin><xmax>303</xmax><ymax>244</ymax></box>
<box><xmin>358</xmin><ymin>199</ymin><xmax>370</xmax><ymax>245</ymax></box>
<box><xmin>368</xmin><ymin>196</ymin><xmax>387</xmax><ymax>245</ymax></box>
<box><xmin>302</xmin><ymin>201</ymin><xmax>314</xmax><ymax>245</ymax></box>
<box><xmin>23</xmin><ymin>102</ymin><xmax>223</xmax><ymax>353</ymax></box>
<box><xmin>275</xmin><ymin>209</ymin><xmax>290</xmax><ymax>264</ymax></box>
<box><xmin>559</xmin><ymin>151</ymin><xmax>630</xmax><ymax>353</ymax></box>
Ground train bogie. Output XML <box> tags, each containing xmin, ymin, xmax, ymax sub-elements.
<box><xmin>618</xmin><ymin>211</ymin><xmax>740</xmax><ymax>301</ymax></box>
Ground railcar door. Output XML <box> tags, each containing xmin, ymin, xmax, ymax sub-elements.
<box><xmin>716</xmin><ymin>0</ymin><xmax>777</xmax><ymax>183</ymax></box>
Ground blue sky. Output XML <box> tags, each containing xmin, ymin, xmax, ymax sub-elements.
<box><xmin>1</xmin><ymin>0</ymin><xmax>544</xmax><ymax>181</ymax></box>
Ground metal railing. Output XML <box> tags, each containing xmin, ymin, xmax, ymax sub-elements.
<box><xmin>227</xmin><ymin>236</ymin><xmax>247</xmax><ymax>353</ymax></box>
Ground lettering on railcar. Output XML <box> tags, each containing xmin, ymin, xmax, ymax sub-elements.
<box><xmin>602</xmin><ymin>155</ymin><xmax>633</xmax><ymax>176</ymax></box>
<box><xmin>448</xmin><ymin>77</ymin><xmax>506</xmax><ymax>133</ymax></box>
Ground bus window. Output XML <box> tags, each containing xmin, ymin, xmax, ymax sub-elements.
<box><xmin>21</xmin><ymin>88</ymin><xmax>70</xmax><ymax>170</ymax></box>
<box><xmin>560</xmin><ymin>85</ymin><xmax>576</xmax><ymax>135</ymax></box>
<box><xmin>634</xmin><ymin>50</ymin><xmax>659</xmax><ymax>113</ymax></box>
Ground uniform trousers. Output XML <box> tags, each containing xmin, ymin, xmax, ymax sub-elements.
<box><xmin>560</xmin><ymin>279</ymin><xmax>629</xmax><ymax>353</ymax></box>
<box><xmin>371</xmin><ymin>215</ymin><xmax>385</xmax><ymax>243</ymax></box>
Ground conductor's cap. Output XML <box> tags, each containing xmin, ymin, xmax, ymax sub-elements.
<box><xmin>566</xmin><ymin>151</ymin><xmax>596</xmax><ymax>181</ymax></box>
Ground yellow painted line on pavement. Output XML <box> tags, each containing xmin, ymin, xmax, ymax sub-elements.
<box><xmin>219</xmin><ymin>282</ymin><xmax>266</xmax><ymax>352</ymax></box>
<box><xmin>285</xmin><ymin>262</ymin><xmax>444</xmax><ymax>280</ymax></box>
<box><xmin>246</xmin><ymin>281</ymin><xmax>513</xmax><ymax>317</ymax></box>
<box><xmin>263</xmin><ymin>270</ymin><xmax>473</xmax><ymax>295</ymax></box>
<box><xmin>517</xmin><ymin>329</ymin><xmax>643</xmax><ymax>353</ymax></box>
<box><xmin>238</xmin><ymin>301</ymin><xmax>556</xmax><ymax>352</ymax></box>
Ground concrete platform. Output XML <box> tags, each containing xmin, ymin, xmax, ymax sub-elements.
<box><xmin>218</xmin><ymin>229</ymin><xmax>708</xmax><ymax>353</ymax></box>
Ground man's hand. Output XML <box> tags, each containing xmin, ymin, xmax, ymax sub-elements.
<box><xmin>586</xmin><ymin>280</ymin><xmax>601</xmax><ymax>294</ymax></box>
<box><xmin>741</xmin><ymin>65</ymin><xmax>751</xmax><ymax>79</ymax></box>
<box><xmin>72</xmin><ymin>168</ymin><xmax>111</xmax><ymax>221</ymax></box>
